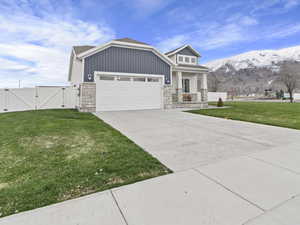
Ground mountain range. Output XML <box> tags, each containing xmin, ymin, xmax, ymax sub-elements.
<box><xmin>205</xmin><ymin>45</ymin><xmax>300</xmax><ymax>95</ymax></box>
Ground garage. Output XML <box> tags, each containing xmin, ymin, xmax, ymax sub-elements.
<box><xmin>95</xmin><ymin>72</ymin><xmax>164</xmax><ymax>111</ymax></box>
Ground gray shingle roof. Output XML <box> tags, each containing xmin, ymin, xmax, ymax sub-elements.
<box><xmin>177</xmin><ymin>64</ymin><xmax>208</xmax><ymax>69</ymax></box>
<box><xmin>73</xmin><ymin>45</ymin><xmax>95</xmax><ymax>55</ymax></box>
<box><xmin>113</xmin><ymin>38</ymin><xmax>149</xmax><ymax>45</ymax></box>
<box><xmin>165</xmin><ymin>45</ymin><xmax>185</xmax><ymax>56</ymax></box>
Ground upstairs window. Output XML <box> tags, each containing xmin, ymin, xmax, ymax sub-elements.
<box><xmin>177</xmin><ymin>54</ymin><xmax>197</xmax><ymax>65</ymax></box>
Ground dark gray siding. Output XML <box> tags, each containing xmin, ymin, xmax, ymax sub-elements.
<box><xmin>84</xmin><ymin>46</ymin><xmax>171</xmax><ymax>84</ymax></box>
<box><xmin>177</xmin><ymin>47</ymin><xmax>198</xmax><ymax>56</ymax></box>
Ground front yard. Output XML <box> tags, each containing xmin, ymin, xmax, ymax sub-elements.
<box><xmin>0</xmin><ymin>109</ymin><xmax>170</xmax><ymax>217</ymax></box>
<box><xmin>189</xmin><ymin>101</ymin><xmax>300</xmax><ymax>130</ymax></box>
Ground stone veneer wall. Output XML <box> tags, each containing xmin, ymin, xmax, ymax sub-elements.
<box><xmin>163</xmin><ymin>85</ymin><xmax>174</xmax><ymax>109</ymax></box>
<box><xmin>79</xmin><ymin>83</ymin><xmax>96</xmax><ymax>112</ymax></box>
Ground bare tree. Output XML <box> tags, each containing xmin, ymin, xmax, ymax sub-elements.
<box><xmin>208</xmin><ymin>72</ymin><xmax>221</xmax><ymax>92</ymax></box>
<box><xmin>280</xmin><ymin>63</ymin><xmax>300</xmax><ymax>103</ymax></box>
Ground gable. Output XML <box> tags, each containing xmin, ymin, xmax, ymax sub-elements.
<box><xmin>84</xmin><ymin>46</ymin><xmax>171</xmax><ymax>84</ymax></box>
<box><xmin>177</xmin><ymin>47</ymin><xmax>198</xmax><ymax>57</ymax></box>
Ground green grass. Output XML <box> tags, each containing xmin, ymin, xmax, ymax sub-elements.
<box><xmin>0</xmin><ymin>109</ymin><xmax>170</xmax><ymax>217</ymax></box>
<box><xmin>188</xmin><ymin>102</ymin><xmax>300</xmax><ymax>130</ymax></box>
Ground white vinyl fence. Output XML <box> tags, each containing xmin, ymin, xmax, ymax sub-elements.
<box><xmin>207</xmin><ymin>92</ymin><xmax>227</xmax><ymax>102</ymax></box>
<box><xmin>0</xmin><ymin>86</ymin><xmax>78</xmax><ymax>113</ymax></box>
<box><xmin>295</xmin><ymin>93</ymin><xmax>300</xmax><ymax>100</ymax></box>
<box><xmin>284</xmin><ymin>93</ymin><xmax>300</xmax><ymax>100</ymax></box>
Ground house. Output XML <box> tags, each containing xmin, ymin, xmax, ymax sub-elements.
<box><xmin>68</xmin><ymin>38</ymin><xmax>209</xmax><ymax>112</ymax></box>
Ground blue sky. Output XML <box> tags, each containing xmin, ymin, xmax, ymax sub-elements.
<box><xmin>1</xmin><ymin>0</ymin><xmax>300</xmax><ymax>87</ymax></box>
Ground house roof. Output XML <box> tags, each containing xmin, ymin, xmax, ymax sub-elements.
<box><xmin>177</xmin><ymin>64</ymin><xmax>208</xmax><ymax>69</ymax></box>
<box><xmin>165</xmin><ymin>46</ymin><xmax>184</xmax><ymax>56</ymax></box>
<box><xmin>73</xmin><ymin>45</ymin><xmax>95</xmax><ymax>55</ymax></box>
<box><xmin>113</xmin><ymin>38</ymin><xmax>149</xmax><ymax>46</ymax></box>
<box><xmin>165</xmin><ymin>45</ymin><xmax>201</xmax><ymax>57</ymax></box>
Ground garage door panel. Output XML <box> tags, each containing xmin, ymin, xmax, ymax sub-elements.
<box><xmin>96</xmin><ymin>75</ymin><xmax>162</xmax><ymax>111</ymax></box>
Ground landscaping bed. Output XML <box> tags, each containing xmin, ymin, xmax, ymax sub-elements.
<box><xmin>0</xmin><ymin>109</ymin><xmax>170</xmax><ymax>217</ymax></box>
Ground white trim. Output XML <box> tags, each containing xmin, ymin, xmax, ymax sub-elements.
<box><xmin>177</xmin><ymin>54</ymin><xmax>197</xmax><ymax>65</ymax></box>
<box><xmin>174</xmin><ymin>66</ymin><xmax>208</xmax><ymax>73</ymax></box>
<box><xmin>81</xmin><ymin>58</ymin><xmax>85</xmax><ymax>83</ymax></box>
<box><xmin>94</xmin><ymin>71</ymin><xmax>165</xmax><ymax>84</ymax></box>
<box><xmin>166</xmin><ymin>45</ymin><xmax>201</xmax><ymax>57</ymax></box>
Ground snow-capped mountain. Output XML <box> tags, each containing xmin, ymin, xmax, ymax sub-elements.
<box><xmin>206</xmin><ymin>45</ymin><xmax>300</xmax><ymax>72</ymax></box>
<box><xmin>205</xmin><ymin>45</ymin><xmax>300</xmax><ymax>95</ymax></box>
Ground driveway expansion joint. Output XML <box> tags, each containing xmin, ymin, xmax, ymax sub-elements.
<box><xmin>110</xmin><ymin>190</ymin><xmax>129</xmax><ymax>225</ymax></box>
<box><xmin>192</xmin><ymin>168</ymin><xmax>266</xmax><ymax>212</ymax></box>
<box><xmin>247</xmin><ymin>155</ymin><xmax>300</xmax><ymax>176</ymax></box>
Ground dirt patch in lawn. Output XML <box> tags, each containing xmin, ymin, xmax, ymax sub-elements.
<box><xmin>0</xmin><ymin>183</ymin><xmax>9</xmax><ymax>190</ymax></box>
<box><xmin>19</xmin><ymin>132</ymin><xmax>102</xmax><ymax>160</ymax></box>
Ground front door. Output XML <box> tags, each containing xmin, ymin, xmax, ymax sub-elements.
<box><xmin>182</xmin><ymin>79</ymin><xmax>190</xmax><ymax>93</ymax></box>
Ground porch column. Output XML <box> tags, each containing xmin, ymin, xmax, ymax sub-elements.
<box><xmin>176</xmin><ymin>71</ymin><xmax>183</xmax><ymax>103</ymax></box>
<box><xmin>200</xmin><ymin>73</ymin><xmax>208</xmax><ymax>102</ymax></box>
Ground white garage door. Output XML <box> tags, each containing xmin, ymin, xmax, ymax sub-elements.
<box><xmin>96</xmin><ymin>73</ymin><xmax>163</xmax><ymax>111</ymax></box>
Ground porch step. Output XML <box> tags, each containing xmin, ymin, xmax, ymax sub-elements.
<box><xmin>175</xmin><ymin>102</ymin><xmax>208</xmax><ymax>109</ymax></box>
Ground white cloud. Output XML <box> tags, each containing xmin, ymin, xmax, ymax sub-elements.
<box><xmin>266</xmin><ymin>23</ymin><xmax>300</xmax><ymax>38</ymax></box>
<box><xmin>0</xmin><ymin>1</ymin><xmax>115</xmax><ymax>88</ymax></box>
<box><xmin>128</xmin><ymin>0</ymin><xmax>174</xmax><ymax>17</ymax></box>
<box><xmin>156</xmin><ymin>22</ymin><xmax>249</xmax><ymax>52</ymax></box>
<box><xmin>156</xmin><ymin>35</ymin><xmax>188</xmax><ymax>53</ymax></box>
<box><xmin>240</xmin><ymin>16</ymin><xmax>258</xmax><ymax>26</ymax></box>
<box><xmin>284</xmin><ymin>0</ymin><xmax>300</xmax><ymax>8</ymax></box>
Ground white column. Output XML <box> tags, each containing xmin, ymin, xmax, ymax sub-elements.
<box><xmin>200</xmin><ymin>73</ymin><xmax>207</xmax><ymax>89</ymax></box>
<box><xmin>176</xmin><ymin>71</ymin><xmax>183</xmax><ymax>103</ymax></box>
<box><xmin>200</xmin><ymin>73</ymin><xmax>208</xmax><ymax>102</ymax></box>
<box><xmin>193</xmin><ymin>74</ymin><xmax>198</xmax><ymax>93</ymax></box>
<box><xmin>177</xmin><ymin>71</ymin><xmax>182</xmax><ymax>89</ymax></box>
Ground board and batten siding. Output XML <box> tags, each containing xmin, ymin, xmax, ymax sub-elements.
<box><xmin>177</xmin><ymin>47</ymin><xmax>197</xmax><ymax>56</ymax></box>
<box><xmin>84</xmin><ymin>46</ymin><xmax>171</xmax><ymax>84</ymax></box>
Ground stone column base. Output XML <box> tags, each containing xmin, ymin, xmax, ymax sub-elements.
<box><xmin>163</xmin><ymin>85</ymin><xmax>174</xmax><ymax>109</ymax></box>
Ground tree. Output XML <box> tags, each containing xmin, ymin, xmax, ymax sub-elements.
<box><xmin>280</xmin><ymin>63</ymin><xmax>300</xmax><ymax>103</ymax></box>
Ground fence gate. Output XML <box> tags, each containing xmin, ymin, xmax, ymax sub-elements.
<box><xmin>0</xmin><ymin>86</ymin><xmax>78</xmax><ymax>113</ymax></box>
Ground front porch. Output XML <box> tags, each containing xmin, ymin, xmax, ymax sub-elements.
<box><xmin>171</xmin><ymin>68</ymin><xmax>208</xmax><ymax>108</ymax></box>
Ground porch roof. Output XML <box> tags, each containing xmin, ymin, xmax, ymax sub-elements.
<box><xmin>173</xmin><ymin>64</ymin><xmax>209</xmax><ymax>73</ymax></box>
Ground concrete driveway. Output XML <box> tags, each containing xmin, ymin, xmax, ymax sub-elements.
<box><xmin>2</xmin><ymin>109</ymin><xmax>300</xmax><ymax>225</ymax></box>
<box><xmin>94</xmin><ymin>109</ymin><xmax>300</xmax><ymax>171</ymax></box>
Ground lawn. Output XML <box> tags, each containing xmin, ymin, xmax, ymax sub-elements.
<box><xmin>188</xmin><ymin>101</ymin><xmax>300</xmax><ymax>130</ymax></box>
<box><xmin>0</xmin><ymin>109</ymin><xmax>170</xmax><ymax>217</ymax></box>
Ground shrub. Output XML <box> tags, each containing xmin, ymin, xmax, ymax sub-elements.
<box><xmin>217</xmin><ymin>98</ymin><xmax>224</xmax><ymax>107</ymax></box>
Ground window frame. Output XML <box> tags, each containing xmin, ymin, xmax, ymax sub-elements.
<box><xmin>177</xmin><ymin>54</ymin><xmax>197</xmax><ymax>65</ymax></box>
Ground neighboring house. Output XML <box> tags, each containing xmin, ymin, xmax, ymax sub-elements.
<box><xmin>68</xmin><ymin>38</ymin><xmax>209</xmax><ymax>112</ymax></box>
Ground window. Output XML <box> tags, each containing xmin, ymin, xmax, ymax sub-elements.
<box><xmin>133</xmin><ymin>77</ymin><xmax>146</xmax><ymax>82</ymax></box>
<box><xmin>182</xmin><ymin>79</ymin><xmax>190</xmax><ymax>93</ymax></box>
<box><xmin>117</xmin><ymin>76</ymin><xmax>131</xmax><ymax>81</ymax></box>
<box><xmin>177</xmin><ymin>54</ymin><xmax>197</xmax><ymax>65</ymax></box>
<box><xmin>147</xmin><ymin>77</ymin><xmax>159</xmax><ymax>82</ymax></box>
<box><xmin>100</xmin><ymin>75</ymin><xmax>115</xmax><ymax>80</ymax></box>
